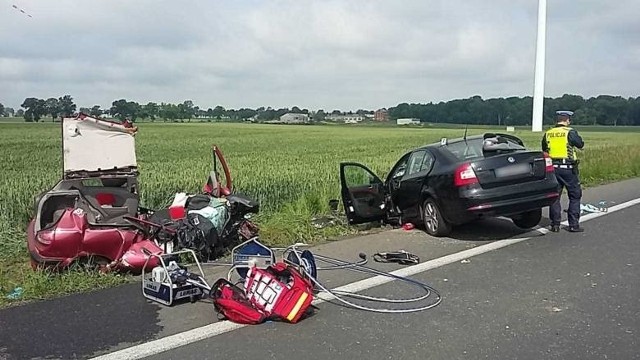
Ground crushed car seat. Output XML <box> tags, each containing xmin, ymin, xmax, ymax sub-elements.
<box><xmin>66</xmin><ymin>184</ymin><xmax>140</xmax><ymax>225</ymax></box>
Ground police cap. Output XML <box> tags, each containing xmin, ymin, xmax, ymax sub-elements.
<box><xmin>556</xmin><ymin>110</ymin><xmax>574</xmax><ymax>117</ymax></box>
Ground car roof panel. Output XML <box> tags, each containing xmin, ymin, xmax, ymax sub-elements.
<box><xmin>62</xmin><ymin>115</ymin><xmax>137</xmax><ymax>176</ymax></box>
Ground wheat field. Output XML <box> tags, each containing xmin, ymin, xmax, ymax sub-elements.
<box><xmin>1</xmin><ymin>121</ymin><xmax>639</xmax><ymax>305</ymax></box>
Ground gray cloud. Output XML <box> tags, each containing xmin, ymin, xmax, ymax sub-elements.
<box><xmin>1</xmin><ymin>0</ymin><xmax>638</xmax><ymax>112</ymax></box>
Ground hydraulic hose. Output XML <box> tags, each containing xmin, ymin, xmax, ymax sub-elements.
<box><xmin>285</xmin><ymin>251</ymin><xmax>442</xmax><ymax>313</ymax></box>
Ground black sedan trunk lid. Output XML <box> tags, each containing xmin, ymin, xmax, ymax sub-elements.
<box><xmin>471</xmin><ymin>151</ymin><xmax>547</xmax><ymax>188</ymax></box>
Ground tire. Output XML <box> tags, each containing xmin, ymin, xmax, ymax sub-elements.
<box><xmin>511</xmin><ymin>209</ymin><xmax>542</xmax><ymax>229</ymax></box>
<box><xmin>421</xmin><ymin>198</ymin><xmax>451</xmax><ymax>237</ymax></box>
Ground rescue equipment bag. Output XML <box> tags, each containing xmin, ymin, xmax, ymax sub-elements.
<box><xmin>243</xmin><ymin>262</ymin><xmax>314</xmax><ymax>323</ymax></box>
<box><xmin>210</xmin><ymin>278</ymin><xmax>267</xmax><ymax>325</ymax></box>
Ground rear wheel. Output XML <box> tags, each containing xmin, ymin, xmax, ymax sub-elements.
<box><xmin>421</xmin><ymin>198</ymin><xmax>451</xmax><ymax>237</ymax></box>
<box><xmin>511</xmin><ymin>209</ymin><xmax>542</xmax><ymax>229</ymax></box>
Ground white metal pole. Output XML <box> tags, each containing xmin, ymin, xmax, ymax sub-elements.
<box><xmin>532</xmin><ymin>0</ymin><xmax>547</xmax><ymax>132</ymax></box>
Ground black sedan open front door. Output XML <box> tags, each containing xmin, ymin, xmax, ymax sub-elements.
<box><xmin>339</xmin><ymin>162</ymin><xmax>386</xmax><ymax>225</ymax></box>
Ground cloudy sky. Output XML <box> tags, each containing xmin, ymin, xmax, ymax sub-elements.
<box><xmin>1</xmin><ymin>0</ymin><xmax>639</xmax><ymax>112</ymax></box>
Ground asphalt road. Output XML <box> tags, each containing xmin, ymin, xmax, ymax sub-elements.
<box><xmin>1</xmin><ymin>178</ymin><xmax>638</xmax><ymax>360</ymax></box>
<box><xmin>146</xmin><ymin>201</ymin><xmax>640</xmax><ymax>360</ymax></box>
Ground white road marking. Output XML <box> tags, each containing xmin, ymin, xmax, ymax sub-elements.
<box><xmin>90</xmin><ymin>197</ymin><xmax>640</xmax><ymax>360</ymax></box>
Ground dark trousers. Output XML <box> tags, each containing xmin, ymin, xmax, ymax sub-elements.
<box><xmin>549</xmin><ymin>167</ymin><xmax>582</xmax><ymax>227</ymax></box>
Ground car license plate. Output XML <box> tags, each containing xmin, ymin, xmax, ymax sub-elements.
<box><xmin>495</xmin><ymin>164</ymin><xmax>531</xmax><ymax>177</ymax></box>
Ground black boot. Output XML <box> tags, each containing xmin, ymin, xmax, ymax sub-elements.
<box><xmin>565</xmin><ymin>225</ymin><xmax>584</xmax><ymax>233</ymax></box>
<box><xmin>549</xmin><ymin>224</ymin><xmax>560</xmax><ymax>232</ymax></box>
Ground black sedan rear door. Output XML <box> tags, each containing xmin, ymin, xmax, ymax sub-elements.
<box><xmin>339</xmin><ymin>162</ymin><xmax>386</xmax><ymax>225</ymax></box>
<box><xmin>394</xmin><ymin>149</ymin><xmax>436</xmax><ymax>218</ymax></box>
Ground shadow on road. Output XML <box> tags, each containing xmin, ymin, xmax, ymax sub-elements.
<box><xmin>442</xmin><ymin>216</ymin><xmax>551</xmax><ymax>242</ymax></box>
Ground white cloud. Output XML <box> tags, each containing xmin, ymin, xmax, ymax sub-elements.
<box><xmin>1</xmin><ymin>0</ymin><xmax>638</xmax><ymax>112</ymax></box>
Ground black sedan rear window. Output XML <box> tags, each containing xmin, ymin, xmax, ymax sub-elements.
<box><xmin>445</xmin><ymin>137</ymin><xmax>525</xmax><ymax>161</ymax></box>
<box><xmin>445</xmin><ymin>139</ymin><xmax>484</xmax><ymax>160</ymax></box>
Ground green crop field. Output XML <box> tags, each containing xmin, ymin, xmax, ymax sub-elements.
<box><xmin>2</xmin><ymin>121</ymin><xmax>640</xmax><ymax>307</ymax></box>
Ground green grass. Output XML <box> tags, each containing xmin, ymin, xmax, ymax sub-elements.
<box><xmin>1</xmin><ymin>122</ymin><xmax>640</xmax><ymax>308</ymax></box>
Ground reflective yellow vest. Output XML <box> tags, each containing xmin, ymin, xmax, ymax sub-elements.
<box><xmin>545</xmin><ymin>126</ymin><xmax>577</xmax><ymax>161</ymax></box>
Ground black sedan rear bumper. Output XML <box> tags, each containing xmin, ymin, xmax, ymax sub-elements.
<box><xmin>443</xmin><ymin>178</ymin><xmax>560</xmax><ymax>224</ymax></box>
<box><xmin>465</xmin><ymin>191</ymin><xmax>559</xmax><ymax>217</ymax></box>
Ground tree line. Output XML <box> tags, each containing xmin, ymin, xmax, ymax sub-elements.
<box><xmin>0</xmin><ymin>95</ymin><xmax>78</xmax><ymax>122</ymax></box>
<box><xmin>388</xmin><ymin>94</ymin><xmax>640</xmax><ymax>126</ymax></box>
<box><xmin>2</xmin><ymin>93</ymin><xmax>639</xmax><ymax>125</ymax></box>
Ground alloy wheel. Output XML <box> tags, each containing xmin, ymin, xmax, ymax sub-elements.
<box><xmin>424</xmin><ymin>202</ymin><xmax>438</xmax><ymax>233</ymax></box>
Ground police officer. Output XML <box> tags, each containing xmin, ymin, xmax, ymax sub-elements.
<box><xmin>541</xmin><ymin>110</ymin><xmax>585</xmax><ymax>232</ymax></box>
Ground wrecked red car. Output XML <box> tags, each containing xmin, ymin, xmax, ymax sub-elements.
<box><xmin>27</xmin><ymin>113</ymin><xmax>259</xmax><ymax>273</ymax></box>
<box><xmin>26</xmin><ymin>114</ymin><xmax>163</xmax><ymax>272</ymax></box>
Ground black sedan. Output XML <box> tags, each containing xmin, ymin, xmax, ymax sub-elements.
<box><xmin>339</xmin><ymin>132</ymin><xmax>560</xmax><ymax>236</ymax></box>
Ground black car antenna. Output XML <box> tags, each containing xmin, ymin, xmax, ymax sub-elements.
<box><xmin>463</xmin><ymin>124</ymin><xmax>469</xmax><ymax>145</ymax></box>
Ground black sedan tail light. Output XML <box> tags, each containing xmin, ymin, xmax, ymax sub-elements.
<box><xmin>454</xmin><ymin>163</ymin><xmax>478</xmax><ymax>187</ymax></box>
<box><xmin>543</xmin><ymin>153</ymin><xmax>554</xmax><ymax>172</ymax></box>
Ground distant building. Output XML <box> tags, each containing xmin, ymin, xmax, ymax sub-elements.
<box><xmin>326</xmin><ymin>114</ymin><xmax>365</xmax><ymax>123</ymax></box>
<box><xmin>280</xmin><ymin>113</ymin><xmax>310</xmax><ymax>124</ymax></box>
<box><xmin>343</xmin><ymin>114</ymin><xmax>365</xmax><ymax>123</ymax></box>
<box><xmin>374</xmin><ymin>108</ymin><xmax>389</xmax><ymax>121</ymax></box>
<box><xmin>396</xmin><ymin>118</ymin><xmax>421</xmax><ymax>125</ymax></box>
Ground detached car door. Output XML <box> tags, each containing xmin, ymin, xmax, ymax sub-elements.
<box><xmin>339</xmin><ymin>162</ymin><xmax>386</xmax><ymax>225</ymax></box>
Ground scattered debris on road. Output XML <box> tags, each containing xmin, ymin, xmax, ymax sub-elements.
<box><xmin>566</xmin><ymin>200</ymin><xmax>611</xmax><ymax>215</ymax></box>
<box><xmin>140</xmin><ymin>238</ymin><xmax>442</xmax><ymax>325</ymax></box>
<box><xmin>373</xmin><ymin>250</ymin><xmax>419</xmax><ymax>265</ymax></box>
<box><xmin>402</xmin><ymin>223</ymin><xmax>415</xmax><ymax>231</ymax></box>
